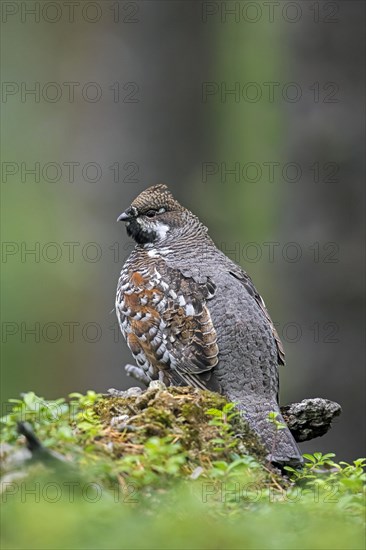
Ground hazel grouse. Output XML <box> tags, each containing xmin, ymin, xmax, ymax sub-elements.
<box><xmin>115</xmin><ymin>184</ymin><xmax>302</xmax><ymax>466</ymax></box>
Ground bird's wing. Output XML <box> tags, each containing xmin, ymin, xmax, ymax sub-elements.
<box><xmin>160</xmin><ymin>269</ymin><xmax>219</xmax><ymax>372</ymax></box>
<box><xmin>118</xmin><ymin>261</ymin><xmax>219</xmax><ymax>389</ymax></box>
<box><xmin>228</xmin><ymin>268</ymin><xmax>285</xmax><ymax>365</ymax></box>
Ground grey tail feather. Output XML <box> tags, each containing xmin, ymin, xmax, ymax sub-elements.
<box><xmin>232</xmin><ymin>396</ymin><xmax>303</xmax><ymax>467</ymax></box>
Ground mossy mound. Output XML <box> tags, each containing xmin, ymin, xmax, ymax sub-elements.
<box><xmin>93</xmin><ymin>384</ymin><xmax>267</xmax><ymax>468</ymax></box>
<box><xmin>0</xmin><ymin>386</ymin><xmax>276</xmax><ymax>496</ymax></box>
<box><xmin>1</xmin><ymin>387</ymin><xmax>364</xmax><ymax>509</ymax></box>
<box><xmin>1</xmin><ymin>388</ymin><xmax>365</xmax><ymax>550</ymax></box>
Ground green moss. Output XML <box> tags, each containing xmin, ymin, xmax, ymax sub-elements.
<box><xmin>93</xmin><ymin>386</ymin><xmax>267</xmax><ymax>468</ymax></box>
<box><xmin>1</xmin><ymin>389</ymin><xmax>365</xmax><ymax>550</ymax></box>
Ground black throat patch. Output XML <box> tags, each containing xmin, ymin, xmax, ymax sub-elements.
<box><xmin>126</xmin><ymin>219</ymin><xmax>158</xmax><ymax>245</ymax></box>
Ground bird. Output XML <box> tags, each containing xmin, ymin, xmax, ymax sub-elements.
<box><xmin>115</xmin><ymin>184</ymin><xmax>303</xmax><ymax>466</ymax></box>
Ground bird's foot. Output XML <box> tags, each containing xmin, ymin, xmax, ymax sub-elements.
<box><xmin>124</xmin><ymin>364</ymin><xmax>151</xmax><ymax>386</ymax></box>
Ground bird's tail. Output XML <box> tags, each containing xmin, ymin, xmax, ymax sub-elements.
<box><xmin>231</xmin><ymin>395</ymin><xmax>303</xmax><ymax>467</ymax></box>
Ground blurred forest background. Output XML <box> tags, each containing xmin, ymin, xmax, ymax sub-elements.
<box><xmin>1</xmin><ymin>1</ymin><xmax>365</xmax><ymax>461</ymax></box>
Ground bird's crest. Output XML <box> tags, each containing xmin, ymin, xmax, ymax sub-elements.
<box><xmin>131</xmin><ymin>184</ymin><xmax>185</xmax><ymax>214</ymax></box>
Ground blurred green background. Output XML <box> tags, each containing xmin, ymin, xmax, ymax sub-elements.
<box><xmin>1</xmin><ymin>1</ymin><xmax>365</xmax><ymax>462</ymax></box>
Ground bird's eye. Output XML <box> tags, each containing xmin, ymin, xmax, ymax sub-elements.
<box><xmin>145</xmin><ymin>210</ymin><xmax>157</xmax><ymax>218</ymax></box>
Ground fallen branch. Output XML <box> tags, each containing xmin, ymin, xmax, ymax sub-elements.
<box><xmin>107</xmin><ymin>386</ymin><xmax>342</xmax><ymax>444</ymax></box>
<box><xmin>280</xmin><ymin>398</ymin><xmax>341</xmax><ymax>442</ymax></box>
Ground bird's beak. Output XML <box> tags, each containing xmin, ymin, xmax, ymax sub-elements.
<box><xmin>117</xmin><ymin>207</ymin><xmax>135</xmax><ymax>222</ymax></box>
<box><xmin>117</xmin><ymin>211</ymin><xmax>129</xmax><ymax>222</ymax></box>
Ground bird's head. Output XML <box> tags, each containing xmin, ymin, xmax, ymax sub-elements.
<box><xmin>117</xmin><ymin>184</ymin><xmax>204</xmax><ymax>246</ymax></box>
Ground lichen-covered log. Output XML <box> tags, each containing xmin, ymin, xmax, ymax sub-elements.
<box><xmin>106</xmin><ymin>385</ymin><xmax>341</xmax><ymax>444</ymax></box>
<box><xmin>280</xmin><ymin>398</ymin><xmax>342</xmax><ymax>442</ymax></box>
